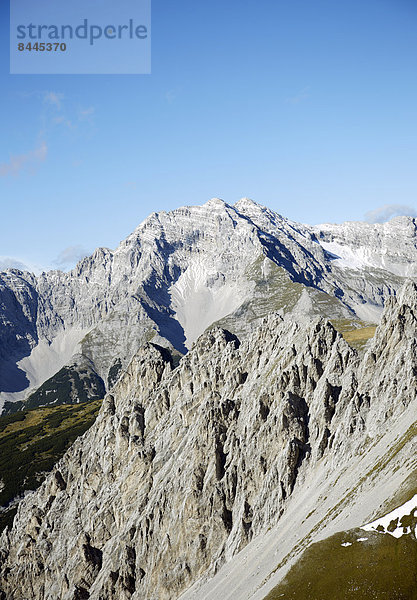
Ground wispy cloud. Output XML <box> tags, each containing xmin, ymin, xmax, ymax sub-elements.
<box><xmin>165</xmin><ymin>90</ymin><xmax>177</xmax><ymax>103</ymax></box>
<box><xmin>43</xmin><ymin>92</ymin><xmax>75</xmax><ymax>128</ymax></box>
<box><xmin>6</xmin><ymin>91</ymin><xmax>95</xmax><ymax>177</ymax></box>
<box><xmin>49</xmin><ymin>103</ymin><xmax>95</xmax><ymax>128</ymax></box>
<box><xmin>78</xmin><ymin>106</ymin><xmax>95</xmax><ymax>120</ymax></box>
<box><xmin>0</xmin><ymin>257</ymin><xmax>30</xmax><ymax>272</ymax></box>
<box><xmin>164</xmin><ymin>87</ymin><xmax>182</xmax><ymax>104</ymax></box>
<box><xmin>286</xmin><ymin>86</ymin><xmax>310</xmax><ymax>105</ymax></box>
<box><xmin>0</xmin><ymin>140</ymin><xmax>47</xmax><ymax>177</ymax></box>
<box><xmin>52</xmin><ymin>115</ymin><xmax>73</xmax><ymax>129</ymax></box>
<box><xmin>0</xmin><ymin>257</ymin><xmax>51</xmax><ymax>274</ymax></box>
<box><xmin>365</xmin><ymin>204</ymin><xmax>417</xmax><ymax>223</ymax></box>
<box><xmin>20</xmin><ymin>90</ymin><xmax>96</xmax><ymax>134</ymax></box>
<box><xmin>54</xmin><ymin>245</ymin><xmax>90</xmax><ymax>267</ymax></box>
<box><xmin>43</xmin><ymin>91</ymin><xmax>64</xmax><ymax>110</ymax></box>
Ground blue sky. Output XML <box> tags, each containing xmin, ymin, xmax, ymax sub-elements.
<box><xmin>1</xmin><ymin>0</ymin><xmax>416</xmax><ymax>272</ymax></box>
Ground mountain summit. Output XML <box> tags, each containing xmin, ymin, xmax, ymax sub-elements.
<box><xmin>1</xmin><ymin>199</ymin><xmax>416</xmax><ymax>412</ymax></box>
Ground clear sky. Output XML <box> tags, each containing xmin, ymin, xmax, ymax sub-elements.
<box><xmin>1</xmin><ymin>0</ymin><xmax>416</xmax><ymax>272</ymax></box>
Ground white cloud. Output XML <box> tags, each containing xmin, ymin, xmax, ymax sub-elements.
<box><xmin>0</xmin><ymin>141</ymin><xmax>48</xmax><ymax>177</ymax></box>
<box><xmin>0</xmin><ymin>257</ymin><xmax>48</xmax><ymax>274</ymax></box>
<box><xmin>43</xmin><ymin>91</ymin><xmax>64</xmax><ymax>109</ymax></box>
<box><xmin>364</xmin><ymin>204</ymin><xmax>417</xmax><ymax>224</ymax></box>
<box><xmin>54</xmin><ymin>245</ymin><xmax>90</xmax><ymax>267</ymax></box>
<box><xmin>0</xmin><ymin>257</ymin><xmax>30</xmax><ymax>272</ymax></box>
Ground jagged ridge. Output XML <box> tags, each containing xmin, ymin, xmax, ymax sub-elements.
<box><xmin>1</xmin><ymin>282</ymin><xmax>417</xmax><ymax>600</ymax></box>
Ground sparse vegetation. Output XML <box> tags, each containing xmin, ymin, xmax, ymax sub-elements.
<box><xmin>332</xmin><ymin>319</ymin><xmax>377</xmax><ymax>351</ymax></box>
<box><xmin>264</xmin><ymin>528</ymin><xmax>417</xmax><ymax>600</ymax></box>
<box><xmin>342</xmin><ymin>326</ymin><xmax>377</xmax><ymax>351</ymax></box>
<box><xmin>215</xmin><ymin>258</ymin><xmax>354</xmax><ymax>337</ymax></box>
<box><xmin>24</xmin><ymin>364</ymin><xmax>105</xmax><ymax>410</ymax></box>
<box><xmin>0</xmin><ymin>400</ymin><xmax>101</xmax><ymax>531</ymax></box>
<box><xmin>376</xmin><ymin>470</ymin><xmax>417</xmax><ymax>519</ymax></box>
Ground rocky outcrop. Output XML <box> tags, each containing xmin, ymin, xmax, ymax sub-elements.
<box><xmin>312</xmin><ymin>216</ymin><xmax>417</xmax><ymax>277</ymax></box>
<box><xmin>0</xmin><ymin>271</ymin><xmax>38</xmax><ymax>394</ymax></box>
<box><xmin>355</xmin><ymin>280</ymin><xmax>417</xmax><ymax>437</ymax></box>
<box><xmin>1</xmin><ymin>282</ymin><xmax>417</xmax><ymax>600</ymax></box>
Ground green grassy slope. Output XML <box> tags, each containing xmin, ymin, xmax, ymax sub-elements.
<box><xmin>264</xmin><ymin>528</ymin><xmax>417</xmax><ymax>600</ymax></box>
<box><xmin>0</xmin><ymin>400</ymin><xmax>101</xmax><ymax>531</ymax></box>
<box><xmin>331</xmin><ymin>319</ymin><xmax>377</xmax><ymax>351</ymax></box>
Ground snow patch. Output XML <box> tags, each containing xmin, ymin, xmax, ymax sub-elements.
<box><xmin>341</xmin><ymin>542</ymin><xmax>352</xmax><ymax>547</ymax></box>
<box><xmin>320</xmin><ymin>241</ymin><xmax>373</xmax><ymax>271</ymax></box>
<box><xmin>362</xmin><ymin>494</ymin><xmax>417</xmax><ymax>538</ymax></box>
<box><xmin>315</xmin><ymin>220</ymin><xmax>417</xmax><ymax>277</ymax></box>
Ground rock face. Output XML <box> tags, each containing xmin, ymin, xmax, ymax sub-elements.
<box><xmin>22</xmin><ymin>354</ymin><xmax>105</xmax><ymax>412</ymax></box>
<box><xmin>1</xmin><ymin>199</ymin><xmax>417</xmax><ymax>410</ymax></box>
<box><xmin>1</xmin><ymin>281</ymin><xmax>417</xmax><ymax>600</ymax></box>
<box><xmin>312</xmin><ymin>216</ymin><xmax>417</xmax><ymax>277</ymax></box>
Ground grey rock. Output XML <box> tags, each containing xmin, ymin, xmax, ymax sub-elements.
<box><xmin>1</xmin><ymin>281</ymin><xmax>417</xmax><ymax>599</ymax></box>
<box><xmin>1</xmin><ymin>200</ymin><xmax>416</xmax><ymax>410</ymax></box>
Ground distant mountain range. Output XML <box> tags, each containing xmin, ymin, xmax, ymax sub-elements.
<box><xmin>1</xmin><ymin>198</ymin><xmax>416</xmax><ymax>414</ymax></box>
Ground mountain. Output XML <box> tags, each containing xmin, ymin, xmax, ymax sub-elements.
<box><xmin>1</xmin><ymin>278</ymin><xmax>417</xmax><ymax>600</ymax></box>
<box><xmin>1</xmin><ymin>198</ymin><xmax>416</xmax><ymax>413</ymax></box>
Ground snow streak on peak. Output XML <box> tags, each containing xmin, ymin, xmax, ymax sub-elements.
<box><xmin>311</xmin><ymin>216</ymin><xmax>417</xmax><ymax>277</ymax></box>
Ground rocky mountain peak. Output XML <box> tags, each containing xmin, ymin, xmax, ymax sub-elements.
<box><xmin>396</xmin><ymin>278</ymin><xmax>417</xmax><ymax>307</ymax></box>
<box><xmin>1</xmin><ymin>200</ymin><xmax>416</xmax><ymax>414</ymax></box>
<box><xmin>206</xmin><ymin>197</ymin><xmax>226</xmax><ymax>207</ymax></box>
<box><xmin>1</xmin><ymin>279</ymin><xmax>417</xmax><ymax>599</ymax></box>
